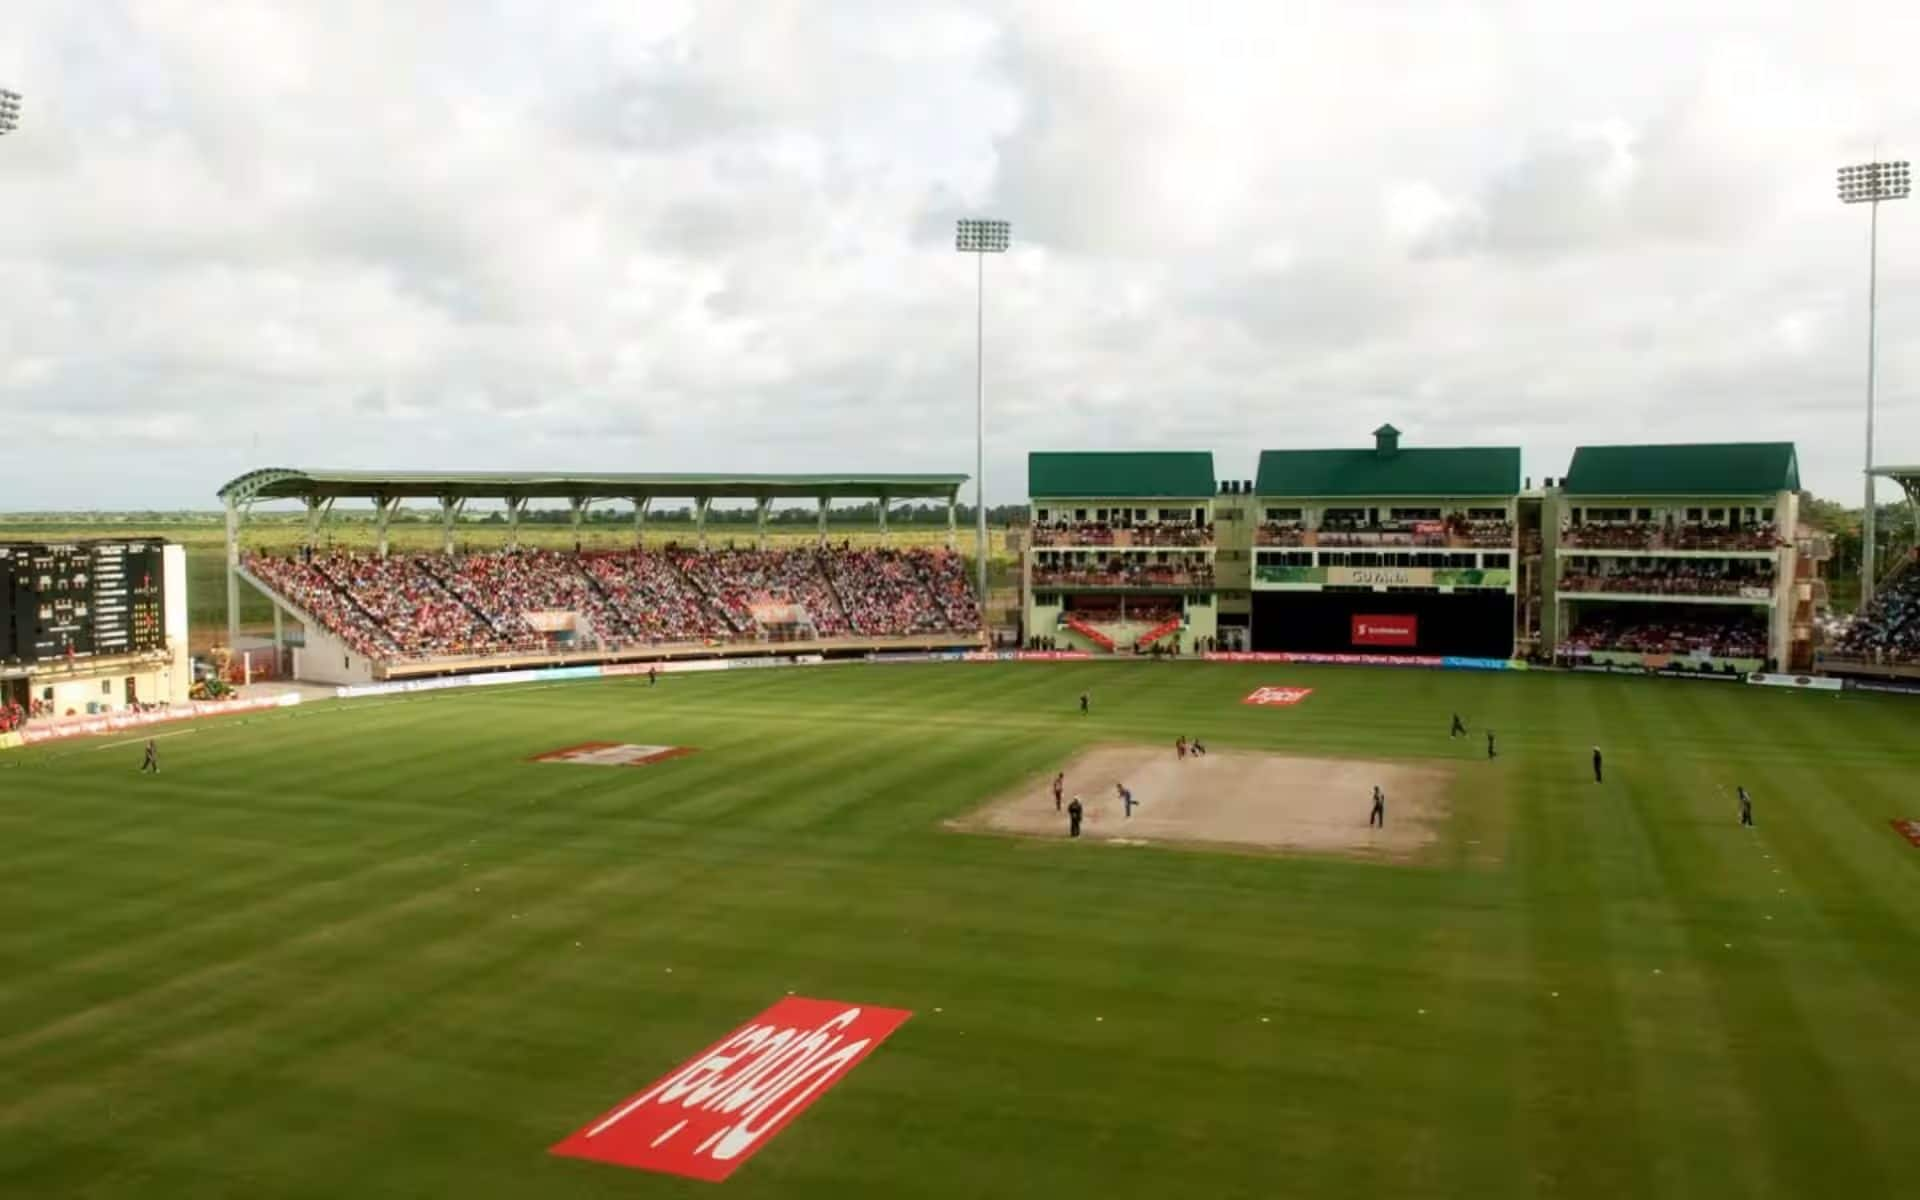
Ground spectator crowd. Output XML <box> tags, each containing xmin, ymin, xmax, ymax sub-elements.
<box><xmin>1560</xmin><ymin>613</ymin><xmax>1768</xmax><ymax>661</ymax></box>
<box><xmin>1559</xmin><ymin>559</ymin><xmax>1774</xmax><ymax>597</ymax></box>
<box><xmin>1831</xmin><ymin>567</ymin><xmax>1920</xmax><ymax>664</ymax></box>
<box><xmin>246</xmin><ymin>545</ymin><xmax>981</xmax><ymax>664</ymax></box>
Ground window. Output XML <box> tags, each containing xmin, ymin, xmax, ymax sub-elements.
<box><xmin>1036</xmin><ymin>509</ymin><xmax>1050</xmax><ymax>523</ymax></box>
<box><xmin>1135</xmin><ymin>508</ymin><xmax>1148</xmax><ymax>521</ymax></box>
<box><xmin>1483</xmin><ymin>553</ymin><xmax>1511</xmax><ymax>569</ymax></box>
<box><xmin>1389</xmin><ymin>507</ymin><xmax>1441</xmax><ymax>521</ymax></box>
<box><xmin>1096</xmin><ymin>508</ymin><xmax>1109</xmax><ymax>522</ymax></box>
<box><xmin>1708</xmin><ymin>508</ymin><xmax>1726</xmax><ymax>522</ymax></box>
<box><xmin>102</xmin><ymin>680</ymin><xmax>112</xmax><ymax>696</ymax></box>
<box><xmin>1265</xmin><ymin>507</ymin><xmax>1303</xmax><ymax>522</ymax></box>
<box><xmin>1687</xmin><ymin>508</ymin><xmax>1703</xmax><ymax>520</ymax></box>
<box><xmin>1761</xmin><ymin>507</ymin><xmax>1774</xmax><ymax>523</ymax></box>
<box><xmin>1467</xmin><ymin>508</ymin><xmax>1506</xmax><ymax>521</ymax></box>
<box><xmin>1075</xmin><ymin>509</ymin><xmax>1087</xmax><ymax>522</ymax></box>
<box><xmin>1636</xmin><ymin>508</ymin><xmax>1653</xmax><ymax>521</ymax></box>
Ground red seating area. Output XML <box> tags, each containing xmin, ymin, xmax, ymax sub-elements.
<box><xmin>246</xmin><ymin>546</ymin><xmax>981</xmax><ymax>663</ymax></box>
<box><xmin>1560</xmin><ymin>613</ymin><xmax>1767</xmax><ymax>660</ymax></box>
<box><xmin>1063</xmin><ymin>614</ymin><xmax>1116</xmax><ymax>651</ymax></box>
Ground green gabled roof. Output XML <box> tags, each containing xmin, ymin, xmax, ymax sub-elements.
<box><xmin>1563</xmin><ymin>443</ymin><xmax>1799</xmax><ymax>496</ymax></box>
<box><xmin>216</xmin><ymin>468</ymin><xmax>968</xmax><ymax>505</ymax></box>
<box><xmin>1255</xmin><ymin>439</ymin><xmax>1519</xmax><ymax>498</ymax></box>
<box><xmin>1027</xmin><ymin>452</ymin><xmax>1216</xmax><ymax>499</ymax></box>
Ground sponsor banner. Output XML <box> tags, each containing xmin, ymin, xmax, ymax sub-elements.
<box><xmin>541</xmin><ymin>666</ymin><xmax>604</xmax><ymax>682</ymax></box>
<box><xmin>467</xmin><ymin>668</ymin><xmax>550</xmax><ymax>688</ymax></box>
<box><xmin>12</xmin><ymin>694</ymin><xmax>301</xmax><ymax>747</ymax></box>
<box><xmin>1253</xmin><ymin>565</ymin><xmax>1327</xmax><ymax>587</ymax></box>
<box><xmin>336</xmin><ymin>676</ymin><xmax>480</xmax><ymax>700</ymax></box>
<box><xmin>1432</xmin><ymin>568</ymin><xmax>1512</xmax><ymax>589</ymax></box>
<box><xmin>1739</xmin><ymin>586</ymin><xmax>1773</xmax><ymax>601</ymax></box>
<box><xmin>0</xmin><ymin>731</ymin><xmax>21</xmax><ymax>751</ymax></box>
<box><xmin>1891</xmin><ymin>819</ymin><xmax>1920</xmax><ymax>848</ymax></box>
<box><xmin>1329</xmin><ymin>566</ymin><xmax>1432</xmax><ymax>588</ymax></box>
<box><xmin>1243</xmin><ymin>686</ymin><xmax>1313</xmax><ymax>706</ymax></box>
<box><xmin>961</xmin><ymin>650</ymin><xmax>1094</xmax><ymax>662</ymax></box>
<box><xmin>1352</xmin><ymin>614</ymin><xmax>1418</xmax><ymax>647</ymax></box>
<box><xmin>1440</xmin><ymin>657</ymin><xmax>1516</xmax><ymax>672</ymax></box>
<box><xmin>1203</xmin><ymin>651</ymin><xmax>1445</xmax><ymax>668</ymax></box>
<box><xmin>551</xmin><ymin>996</ymin><xmax>912</xmax><ymax>1182</ymax></box>
<box><xmin>603</xmin><ymin>659</ymin><xmax>731</xmax><ymax>678</ymax></box>
<box><xmin>1844</xmin><ymin>677</ymin><xmax>1920</xmax><ymax>695</ymax></box>
<box><xmin>1747</xmin><ymin>672</ymin><xmax>1843</xmax><ymax>692</ymax></box>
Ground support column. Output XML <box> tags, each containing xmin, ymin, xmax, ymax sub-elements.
<box><xmin>273</xmin><ymin>604</ymin><xmax>285</xmax><ymax>652</ymax></box>
<box><xmin>569</xmin><ymin>496</ymin><xmax>588</xmax><ymax>551</ymax></box>
<box><xmin>946</xmin><ymin>494</ymin><xmax>958</xmax><ymax>551</ymax></box>
<box><xmin>878</xmin><ymin>495</ymin><xmax>890</xmax><ymax>543</ymax></box>
<box><xmin>440</xmin><ymin>495</ymin><xmax>461</xmax><ymax>555</ymax></box>
<box><xmin>755</xmin><ymin>497</ymin><xmax>771</xmax><ymax>551</ymax></box>
<box><xmin>633</xmin><ymin>496</ymin><xmax>650</xmax><ymax>548</ymax></box>
<box><xmin>304</xmin><ymin>495</ymin><xmax>327</xmax><ymax>549</ymax></box>
<box><xmin>507</xmin><ymin>496</ymin><xmax>526</xmax><ymax>549</ymax></box>
<box><xmin>818</xmin><ymin>497</ymin><xmax>830</xmax><ymax>547</ymax></box>
<box><xmin>374</xmin><ymin>495</ymin><xmax>394</xmax><ymax>558</ymax></box>
<box><xmin>225</xmin><ymin>496</ymin><xmax>241</xmax><ymax>651</ymax></box>
<box><xmin>696</xmin><ymin>497</ymin><xmax>712</xmax><ymax>551</ymax></box>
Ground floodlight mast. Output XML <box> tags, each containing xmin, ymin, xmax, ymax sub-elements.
<box><xmin>1838</xmin><ymin>159</ymin><xmax>1911</xmax><ymax>607</ymax></box>
<box><xmin>955</xmin><ymin>217</ymin><xmax>1011</xmax><ymax>614</ymax></box>
<box><xmin>0</xmin><ymin>89</ymin><xmax>22</xmax><ymax>136</ymax></box>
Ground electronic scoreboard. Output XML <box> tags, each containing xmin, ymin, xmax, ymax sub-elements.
<box><xmin>1</xmin><ymin>540</ymin><xmax>168</xmax><ymax>665</ymax></box>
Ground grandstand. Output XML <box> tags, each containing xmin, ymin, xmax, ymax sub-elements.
<box><xmin>1021</xmin><ymin>452</ymin><xmax>1219</xmax><ymax>654</ymax></box>
<box><xmin>1246</xmin><ymin>425</ymin><xmax>1521</xmax><ymax>658</ymax></box>
<box><xmin>1541</xmin><ymin>443</ymin><xmax>1806</xmax><ymax>673</ymax></box>
<box><xmin>1820</xmin><ymin>463</ymin><xmax>1920</xmax><ymax>680</ymax></box>
<box><xmin>218</xmin><ymin>470</ymin><xmax>983</xmax><ymax>684</ymax></box>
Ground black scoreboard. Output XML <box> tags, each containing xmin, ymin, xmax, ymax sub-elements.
<box><xmin>1</xmin><ymin>540</ymin><xmax>168</xmax><ymax>665</ymax></box>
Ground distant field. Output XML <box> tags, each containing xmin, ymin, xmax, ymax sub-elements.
<box><xmin>0</xmin><ymin>518</ymin><xmax>1017</xmax><ymax>651</ymax></box>
<box><xmin>4</xmin><ymin>661</ymin><xmax>1918</xmax><ymax>1198</ymax></box>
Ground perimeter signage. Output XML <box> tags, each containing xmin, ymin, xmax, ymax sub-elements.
<box><xmin>551</xmin><ymin>997</ymin><xmax>912</xmax><ymax>1182</ymax></box>
<box><xmin>1352</xmin><ymin>615</ymin><xmax>1418</xmax><ymax>647</ymax></box>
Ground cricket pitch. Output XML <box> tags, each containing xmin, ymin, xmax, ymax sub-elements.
<box><xmin>955</xmin><ymin>744</ymin><xmax>1456</xmax><ymax>860</ymax></box>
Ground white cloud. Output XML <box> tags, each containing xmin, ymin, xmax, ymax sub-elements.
<box><xmin>0</xmin><ymin>0</ymin><xmax>1918</xmax><ymax>508</ymax></box>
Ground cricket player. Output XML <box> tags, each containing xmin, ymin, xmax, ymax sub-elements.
<box><xmin>648</xmin><ymin>666</ymin><xmax>659</xmax><ymax>687</ymax></box>
<box><xmin>140</xmin><ymin>739</ymin><xmax>159</xmax><ymax>774</ymax></box>
<box><xmin>1079</xmin><ymin>691</ymin><xmax>1090</xmax><ymax>716</ymax></box>
<box><xmin>1117</xmin><ymin>783</ymin><xmax>1137</xmax><ymax>818</ymax></box>
<box><xmin>1175</xmin><ymin>736</ymin><xmax>1187</xmax><ymax>760</ymax></box>
<box><xmin>1450</xmin><ymin>713</ymin><xmax>1466</xmax><ymax>738</ymax></box>
<box><xmin>1738</xmin><ymin>785</ymin><xmax>1754</xmax><ymax>827</ymax></box>
<box><xmin>1067</xmin><ymin>796</ymin><xmax>1084</xmax><ymax>838</ymax></box>
<box><xmin>1592</xmin><ymin>746</ymin><xmax>1604</xmax><ymax>784</ymax></box>
<box><xmin>1052</xmin><ymin>772</ymin><xmax>1064</xmax><ymax>812</ymax></box>
<box><xmin>1190</xmin><ymin>738</ymin><xmax>1207</xmax><ymax>757</ymax></box>
<box><xmin>1369</xmin><ymin>785</ymin><xmax>1385</xmax><ymax>828</ymax></box>
<box><xmin>1486</xmin><ymin>730</ymin><xmax>1497</xmax><ymax>760</ymax></box>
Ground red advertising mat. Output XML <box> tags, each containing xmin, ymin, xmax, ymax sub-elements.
<box><xmin>1242</xmin><ymin>686</ymin><xmax>1314</xmax><ymax>707</ymax></box>
<box><xmin>551</xmin><ymin>996</ymin><xmax>912</xmax><ymax>1182</ymax></box>
<box><xmin>1891</xmin><ymin>819</ymin><xmax>1920</xmax><ymax>848</ymax></box>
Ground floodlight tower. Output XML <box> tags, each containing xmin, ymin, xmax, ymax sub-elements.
<box><xmin>0</xmin><ymin>89</ymin><xmax>22</xmax><ymax>137</ymax></box>
<box><xmin>1838</xmin><ymin>159</ymin><xmax>1911</xmax><ymax>606</ymax></box>
<box><xmin>956</xmin><ymin>217</ymin><xmax>1010</xmax><ymax>610</ymax></box>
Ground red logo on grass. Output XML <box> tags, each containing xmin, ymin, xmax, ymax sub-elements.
<box><xmin>1243</xmin><ymin>686</ymin><xmax>1313</xmax><ymax>707</ymax></box>
<box><xmin>551</xmin><ymin>996</ymin><xmax>912</xmax><ymax>1182</ymax></box>
<box><xmin>1352</xmin><ymin>614</ymin><xmax>1418</xmax><ymax>647</ymax></box>
<box><xmin>1892</xmin><ymin>819</ymin><xmax>1920</xmax><ymax>848</ymax></box>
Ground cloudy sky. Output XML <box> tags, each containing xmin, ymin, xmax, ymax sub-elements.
<box><xmin>2</xmin><ymin>0</ymin><xmax>1918</xmax><ymax>509</ymax></box>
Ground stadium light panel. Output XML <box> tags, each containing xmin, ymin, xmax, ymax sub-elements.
<box><xmin>1837</xmin><ymin>160</ymin><xmax>1911</xmax><ymax>204</ymax></box>
<box><xmin>955</xmin><ymin>218</ymin><xmax>1011</xmax><ymax>253</ymax></box>
<box><xmin>0</xmin><ymin>89</ymin><xmax>21</xmax><ymax>136</ymax></box>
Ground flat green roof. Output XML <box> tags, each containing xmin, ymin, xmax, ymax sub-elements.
<box><xmin>1256</xmin><ymin>426</ymin><xmax>1519</xmax><ymax>498</ymax></box>
<box><xmin>1563</xmin><ymin>443</ymin><xmax>1798</xmax><ymax>496</ymax></box>
<box><xmin>218</xmin><ymin>468</ymin><xmax>969</xmax><ymax>505</ymax></box>
<box><xmin>1027</xmin><ymin>452</ymin><xmax>1216</xmax><ymax>499</ymax></box>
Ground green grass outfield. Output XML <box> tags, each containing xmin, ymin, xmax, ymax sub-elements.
<box><xmin>4</xmin><ymin>662</ymin><xmax>1919</xmax><ymax>1198</ymax></box>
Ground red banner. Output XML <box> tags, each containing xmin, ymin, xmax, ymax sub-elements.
<box><xmin>1351</xmin><ymin>615</ymin><xmax>1418</xmax><ymax>647</ymax></box>
<box><xmin>551</xmin><ymin>996</ymin><xmax>912</xmax><ymax>1182</ymax></box>
<box><xmin>1892</xmin><ymin>819</ymin><xmax>1920</xmax><ymax>848</ymax></box>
